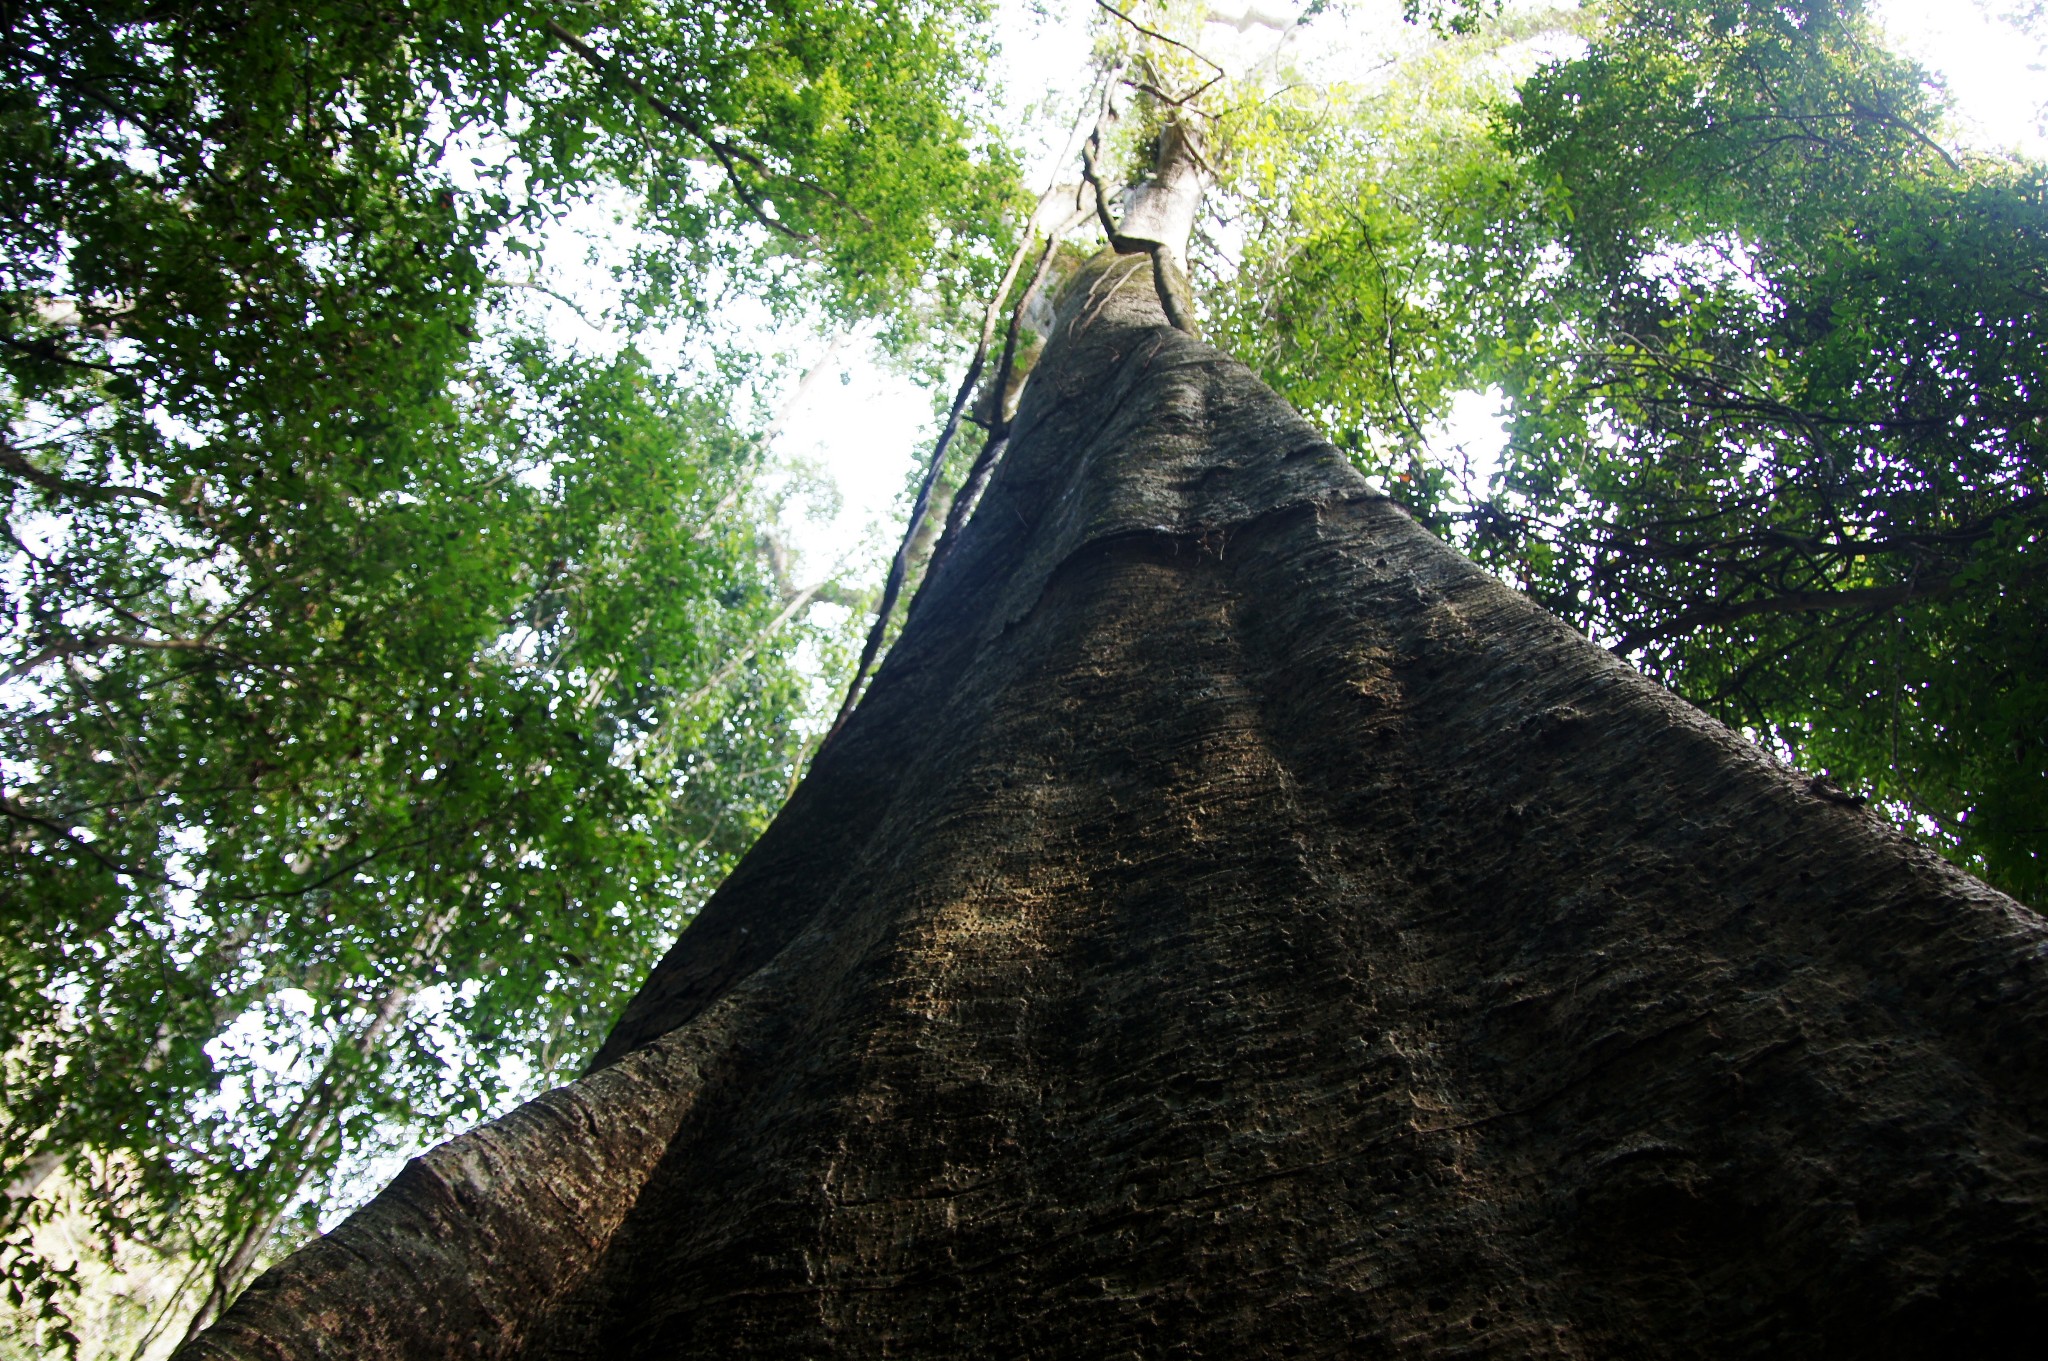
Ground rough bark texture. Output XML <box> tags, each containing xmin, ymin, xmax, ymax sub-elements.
<box><xmin>188</xmin><ymin>252</ymin><xmax>2048</xmax><ymax>1360</ymax></box>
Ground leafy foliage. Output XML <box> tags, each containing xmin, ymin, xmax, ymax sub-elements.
<box><xmin>1202</xmin><ymin>0</ymin><xmax>2046</xmax><ymax>901</ymax></box>
<box><xmin>1202</xmin><ymin>15</ymin><xmax>1555</xmax><ymax>533</ymax></box>
<box><xmin>1</xmin><ymin>0</ymin><xmax>1005</xmax><ymax>1349</ymax></box>
<box><xmin>1487</xmin><ymin>0</ymin><xmax>2047</xmax><ymax>898</ymax></box>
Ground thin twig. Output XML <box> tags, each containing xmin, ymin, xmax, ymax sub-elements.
<box><xmin>678</xmin><ymin>578</ymin><xmax>830</xmax><ymax>712</ymax></box>
<box><xmin>0</xmin><ymin>633</ymin><xmax>257</xmax><ymax>685</ymax></box>
<box><xmin>544</xmin><ymin>17</ymin><xmax>849</xmax><ymax>245</ymax></box>
<box><xmin>1</xmin><ymin>441</ymin><xmax>172</xmax><ymax>509</ymax></box>
<box><xmin>1121</xmin><ymin>70</ymin><xmax>1224</xmax><ymax>111</ymax></box>
<box><xmin>1091</xmin><ymin>0</ymin><xmax>1226</xmax><ymax>84</ymax></box>
<box><xmin>485</xmin><ymin>277</ymin><xmax>605</xmax><ymax>330</ymax></box>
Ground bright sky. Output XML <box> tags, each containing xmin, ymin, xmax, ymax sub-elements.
<box><xmin>766</xmin><ymin>0</ymin><xmax>2047</xmax><ymax>584</ymax></box>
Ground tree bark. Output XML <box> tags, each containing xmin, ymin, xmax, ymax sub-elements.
<box><xmin>182</xmin><ymin>252</ymin><xmax>2048</xmax><ymax>1360</ymax></box>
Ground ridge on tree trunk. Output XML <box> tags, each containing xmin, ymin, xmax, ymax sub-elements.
<box><xmin>185</xmin><ymin>251</ymin><xmax>2048</xmax><ymax>1360</ymax></box>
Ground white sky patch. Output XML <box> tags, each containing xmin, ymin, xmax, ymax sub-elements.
<box><xmin>1873</xmin><ymin>0</ymin><xmax>2048</xmax><ymax>159</ymax></box>
<box><xmin>749</xmin><ymin>339</ymin><xmax>938</xmax><ymax>584</ymax></box>
<box><xmin>1426</xmin><ymin>386</ymin><xmax>1514</xmax><ymax>498</ymax></box>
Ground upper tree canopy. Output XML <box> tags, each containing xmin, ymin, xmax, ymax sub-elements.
<box><xmin>1198</xmin><ymin>0</ymin><xmax>2046</xmax><ymax>901</ymax></box>
<box><xmin>2</xmin><ymin>0</ymin><xmax>1012</xmax><ymax>1348</ymax></box>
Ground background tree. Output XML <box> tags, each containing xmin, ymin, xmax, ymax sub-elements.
<box><xmin>1</xmin><ymin>0</ymin><xmax>1013</xmax><ymax>1350</ymax></box>
<box><xmin>1490</xmin><ymin>0</ymin><xmax>2047</xmax><ymax>899</ymax></box>
<box><xmin>1205</xmin><ymin>0</ymin><xmax>2046</xmax><ymax>899</ymax></box>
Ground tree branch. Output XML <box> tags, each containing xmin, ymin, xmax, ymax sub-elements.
<box><xmin>1</xmin><ymin>441</ymin><xmax>173</xmax><ymax>509</ymax></box>
<box><xmin>1092</xmin><ymin>0</ymin><xmax>1227</xmax><ymax>88</ymax></box>
<box><xmin>0</xmin><ymin>632</ymin><xmax>254</xmax><ymax>684</ymax></box>
<box><xmin>677</xmin><ymin>580</ymin><xmax>830</xmax><ymax>713</ymax></box>
<box><xmin>1616</xmin><ymin>575</ymin><xmax>1958</xmax><ymax>654</ymax></box>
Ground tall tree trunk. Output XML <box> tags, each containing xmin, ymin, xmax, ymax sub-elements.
<box><xmin>181</xmin><ymin>246</ymin><xmax>2047</xmax><ymax>1359</ymax></box>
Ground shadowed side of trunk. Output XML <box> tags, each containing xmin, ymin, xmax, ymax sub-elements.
<box><xmin>187</xmin><ymin>251</ymin><xmax>2048</xmax><ymax>1360</ymax></box>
